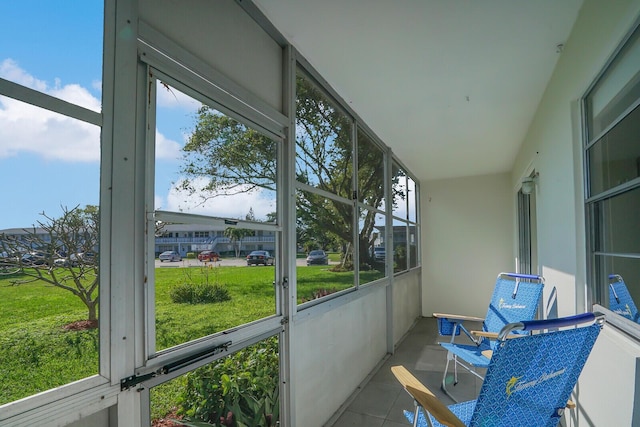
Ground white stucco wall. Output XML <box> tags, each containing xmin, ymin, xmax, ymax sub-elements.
<box><xmin>511</xmin><ymin>0</ymin><xmax>640</xmax><ymax>424</ymax></box>
<box><xmin>292</xmin><ymin>287</ymin><xmax>388</xmax><ymax>427</ymax></box>
<box><xmin>422</xmin><ymin>173</ymin><xmax>514</xmax><ymax>318</ymax></box>
<box><xmin>573</xmin><ymin>322</ymin><xmax>640</xmax><ymax>426</ymax></box>
<box><xmin>512</xmin><ymin>0</ymin><xmax>640</xmax><ymax>315</ymax></box>
<box><xmin>66</xmin><ymin>407</ymin><xmax>111</xmax><ymax>427</ymax></box>
<box><xmin>292</xmin><ymin>270</ymin><xmax>421</xmax><ymax>427</ymax></box>
<box><xmin>393</xmin><ymin>270</ymin><xmax>422</xmax><ymax>344</ymax></box>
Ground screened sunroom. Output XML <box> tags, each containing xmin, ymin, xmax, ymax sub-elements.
<box><xmin>1</xmin><ymin>1</ymin><xmax>640</xmax><ymax>426</ymax></box>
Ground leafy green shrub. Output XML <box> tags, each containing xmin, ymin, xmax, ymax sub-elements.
<box><xmin>178</xmin><ymin>337</ymin><xmax>279</xmax><ymax>427</ymax></box>
<box><xmin>300</xmin><ymin>287</ymin><xmax>339</xmax><ymax>302</ymax></box>
<box><xmin>186</xmin><ymin>252</ymin><xmax>196</xmax><ymax>259</ymax></box>
<box><xmin>170</xmin><ymin>282</ymin><xmax>231</xmax><ymax>304</ymax></box>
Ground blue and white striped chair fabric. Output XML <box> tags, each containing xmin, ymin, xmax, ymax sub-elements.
<box><xmin>394</xmin><ymin>312</ymin><xmax>604</xmax><ymax>427</ymax></box>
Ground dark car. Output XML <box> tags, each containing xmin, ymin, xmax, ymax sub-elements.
<box><xmin>198</xmin><ymin>250</ymin><xmax>220</xmax><ymax>262</ymax></box>
<box><xmin>246</xmin><ymin>250</ymin><xmax>275</xmax><ymax>266</ymax></box>
<box><xmin>21</xmin><ymin>251</ymin><xmax>48</xmax><ymax>266</ymax></box>
<box><xmin>306</xmin><ymin>250</ymin><xmax>328</xmax><ymax>266</ymax></box>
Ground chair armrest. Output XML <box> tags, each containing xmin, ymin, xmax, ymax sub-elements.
<box><xmin>433</xmin><ymin>312</ymin><xmax>484</xmax><ymax>322</ymax></box>
<box><xmin>391</xmin><ymin>365</ymin><xmax>465</xmax><ymax>427</ymax></box>
<box><xmin>391</xmin><ymin>365</ymin><xmax>429</xmax><ymax>392</ymax></box>
<box><xmin>406</xmin><ymin>385</ymin><xmax>466</xmax><ymax>427</ymax></box>
<box><xmin>471</xmin><ymin>330</ymin><xmax>524</xmax><ymax>339</ymax></box>
<box><xmin>471</xmin><ymin>331</ymin><xmax>499</xmax><ymax>339</ymax></box>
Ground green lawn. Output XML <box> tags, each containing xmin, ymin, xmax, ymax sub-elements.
<box><xmin>0</xmin><ymin>264</ymin><xmax>383</xmax><ymax>407</ymax></box>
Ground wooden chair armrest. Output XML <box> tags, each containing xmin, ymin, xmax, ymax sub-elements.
<box><xmin>391</xmin><ymin>366</ymin><xmax>464</xmax><ymax>427</ymax></box>
<box><xmin>406</xmin><ymin>385</ymin><xmax>466</xmax><ymax>427</ymax></box>
<box><xmin>433</xmin><ymin>312</ymin><xmax>485</xmax><ymax>322</ymax></box>
<box><xmin>566</xmin><ymin>400</ymin><xmax>576</xmax><ymax>409</ymax></box>
<box><xmin>471</xmin><ymin>330</ymin><xmax>499</xmax><ymax>339</ymax></box>
<box><xmin>391</xmin><ymin>365</ymin><xmax>429</xmax><ymax>392</ymax></box>
<box><xmin>471</xmin><ymin>330</ymin><xmax>525</xmax><ymax>339</ymax></box>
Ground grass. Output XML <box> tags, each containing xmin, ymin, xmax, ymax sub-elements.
<box><xmin>0</xmin><ymin>270</ymin><xmax>98</xmax><ymax>404</ymax></box>
<box><xmin>0</xmin><ymin>263</ymin><xmax>384</xmax><ymax>412</ymax></box>
<box><xmin>154</xmin><ymin>266</ymin><xmax>279</xmax><ymax>350</ymax></box>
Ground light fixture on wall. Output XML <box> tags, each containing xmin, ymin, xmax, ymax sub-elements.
<box><xmin>521</xmin><ymin>173</ymin><xmax>539</xmax><ymax>195</ymax></box>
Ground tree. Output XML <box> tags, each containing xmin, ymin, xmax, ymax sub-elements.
<box><xmin>0</xmin><ymin>206</ymin><xmax>100</xmax><ymax>325</ymax></box>
<box><xmin>179</xmin><ymin>75</ymin><xmax>396</xmax><ymax>268</ymax></box>
<box><xmin>224</xmin><ymin>228</ymin><xmax>254</xmax><ymax>258</ymax></box>
<box><xmin>224</xmin><ymin>211</ymin><xmax>256</xmax><ymax>258</ymax></box>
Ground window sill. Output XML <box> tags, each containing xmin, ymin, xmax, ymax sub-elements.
<box><xmin>594</xmin><ymin>304</ymin><xmax>640</xmax><ymax>342</ymax></box>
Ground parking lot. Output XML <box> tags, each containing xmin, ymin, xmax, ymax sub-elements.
<box><xmin>154</xmin><ymin>257</ymin><xmax>314</xmax><ymax>268</ymax></box>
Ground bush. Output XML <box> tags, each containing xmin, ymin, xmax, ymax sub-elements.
<box><xmin>170</xmin><ymin>282</ymin><xmax>231</xmax><ymax>304</ymax></box>
<box><xmin>178</xmin><ymin>337</ymin><xmax>279</xmax><ymax>427</ymax></box>
<box><xmin>300</xmin><ymin>288</ymin><xmax>338</xmax><ymax>302</ymax></box>
<box><xmin>186</xmin><ymin>252</ymin><xmax>196</xmax><ymax>259</ymax></box>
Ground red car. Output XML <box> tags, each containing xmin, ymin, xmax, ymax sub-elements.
<box><xmin>198</xmin><ymin>250</ymin><xmax>220</xmax><ymax>262</ymax></box>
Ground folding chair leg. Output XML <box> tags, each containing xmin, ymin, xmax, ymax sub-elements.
<box><xmin>440</xmin><ymin>351</ymin><xmax>459</xmax><ymax>402</ymax></box>
<box><xmin>412</xmin><ymin>401</ymin><xmax>436</xmax><ymax>427</ymax></box>
<box><xmin>453</xmin><ymin>355</ymin><xmax>459</xmax><ymax>385</ymax></box>
<box><xmin>441</xmin><ymin>351</ymin><xmax>486</xmax><ymax>403</ymax></box>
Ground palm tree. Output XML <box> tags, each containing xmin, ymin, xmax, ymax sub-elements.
<box><xmin>224</xmin><ymin>227</ymin><xmax>254</xmax><ymax>258</ymax></box>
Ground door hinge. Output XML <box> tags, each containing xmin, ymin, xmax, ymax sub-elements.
<box><xmin>281</xmin><ymin>316</ymin><xmax>289</xmax><ymax>325</ymax></box>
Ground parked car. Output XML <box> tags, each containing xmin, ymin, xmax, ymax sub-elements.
<box><xmin>306</xmin><ymin>250</ymin><xmax>328</xmax><ymax>266</ymax></box>
<box><xmin>0</xmin><ymin>251</ymin><xmax>18</xmax><ymax>262</ymax></box>
<box><xmin>21</xmin><ymin>252</ymin><xmax>48</xmax><ymax>266</ymax></box>
<box><xmin>246</xmin><ymin>250</ymin><xmax>274</xmax><ymax>266</ymax></box>
<box><xmin>54</xmin><ymin>257</ymin><xmax>70</xmax><ymax>267</ymax></box>
<box><xmin>159</xmin><ymin>250</ymin><xmax>182</xmax><ymax>262</ymax></box>
<box><xmin>68</xmin><ymin>251</ymin><xmax>97</xmax><ymax>266</ymax></box>
<box><xmin>0</xmin><ymin>251</ymin><xmax>19</xmax><ymax>265</ymax></box>
<box><xmin>198</xmin><ymin>250</ymin><xmax>220</xmax><ymax>262</ymax></box>
<box><xmin>373</xmin><ymin>247</ymin><xmax>385</xmax><ymax>261</ymax></box>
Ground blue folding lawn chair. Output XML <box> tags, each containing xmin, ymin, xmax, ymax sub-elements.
<box><xmin>608</xmin><ymin>274</ymin><xmax>639</xmax><ymax>322</ymax></box>
<box><xmin>434</xmin><ymin>272</ymin><xmax>544</xmax><ymax>402</ymax></box>
<box><xmin>393</xmin><ymin>312</ymin><xmax>604</xmax><ymax>427</ymax></box>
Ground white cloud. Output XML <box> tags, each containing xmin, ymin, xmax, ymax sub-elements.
<box><xmin>0</xmin><ymin>95</ymin><xmax>100</xmax><ymax>161</ymax></box>
<box><xmin>155</xmin><ymin>130</ymin><xmax>182</xmax><ymax>160</ymax></box>
<box><xmin>0</xmin><ymin>59</ymin><xmax>101</xmax><ymax>161</ymax></box>
<box><xmin>160</xmin><ymin>177</ymin><xmax>277</xmax><ymax>220</ymax></box>
<box><xmin>1</xmin><ymin>59</ymin><xmax>100</xmax><ymax>112</ymax></box>
<box><xmin>0</xmin><ymin>59</ymin><xmax>47</xmax><ymax>92</ymax></box>
<box><xmin>91</xmin><ymin>80</ymin><xmax>102</xmax><ymax>93</ymax></box>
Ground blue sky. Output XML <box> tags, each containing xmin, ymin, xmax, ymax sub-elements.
<box><xmin>0</xmin><ymin>1</ymin><xmax>104</xmax><ymax>230</ymax></box>
<box><xmin>0</xmin><ymin>1</ymin><xmax>276</xmax><ymax>230</ymax></box>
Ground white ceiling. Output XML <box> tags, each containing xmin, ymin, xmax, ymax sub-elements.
<box><xmin>253</xmin><ymin>0</ymin><xmax>584</xmax><ymax>182</ymax></box>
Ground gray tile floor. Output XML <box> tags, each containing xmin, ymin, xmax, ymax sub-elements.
<box><xmin>327</xmin><ymin>317</ymin><xmax>484</xmax><ymax>427</ymax></box>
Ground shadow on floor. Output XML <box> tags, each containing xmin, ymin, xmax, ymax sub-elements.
<box><xmin>327</xmin><ymin>317</ymin><xmax>484</xmax><ymax>427</ymax></box>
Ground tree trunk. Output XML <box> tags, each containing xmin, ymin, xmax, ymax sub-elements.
<box><xmin>87</xmin><ymin>301</ymin><xmax>98</xmax><ymax>322</ymax></box>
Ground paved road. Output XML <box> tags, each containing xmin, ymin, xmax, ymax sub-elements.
<box><xmin>155</xmin><ymin>257</ymin><xmax>312</xmax><ymax>268</ymax></box>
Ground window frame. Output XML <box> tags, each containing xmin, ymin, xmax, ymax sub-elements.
<box><xmin>141</xmin><ymin>63</ymin><xmax>285</xmax><ymax>363</ymax></box>
<box><xmin>293</xmin><ymin>61</ymin><xmax>421</xmax><ymax>310</ymax></box>
<box><xmin>583</xmin><ymin>17</ymin><xmax>640</xmax><ymax>323</ymax></box>
<box><xmin>0</xmin><ymin>14</ymin><xmax>108</xmax><ymax>422</ymax></box>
